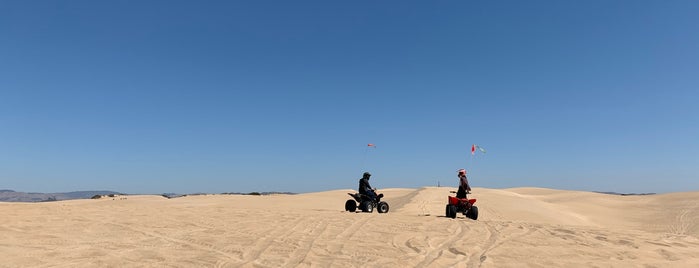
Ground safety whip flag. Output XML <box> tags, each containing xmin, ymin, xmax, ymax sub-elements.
<box><xmin>367</xmin><ymin>143</ymin><xmax>376</xmax><ymax>148</ymax></box>
<box><xmin>471</xmin><ymin>144</ymin><xmax>486</xmax><ymax>155</ymax></box>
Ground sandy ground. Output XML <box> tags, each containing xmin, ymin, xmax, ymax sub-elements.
<box><xmin>1</xmin><ymin>187</ymin><xmax>698</xmax><ymax>267</ymax></box>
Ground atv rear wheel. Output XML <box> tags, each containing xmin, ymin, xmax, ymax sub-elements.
<box><xmin>466</xmin><ymin>206</ymin><xmax>478</xmax><ymax>220</ymax></box>
<box><xmin>345</xmin><ymin>200</ymin><xmax>357</xmax><ymax>212</ymax></box>
<box><xmin>377</xmin><ymin>201</ymin><xmax>389</xmax><ymax>213</ymax></box>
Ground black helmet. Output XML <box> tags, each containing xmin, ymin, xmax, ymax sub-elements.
<box><xmin>363</xmin><ymin>172</ymin><xmax>371</xmax><ymax>178</ymax></box>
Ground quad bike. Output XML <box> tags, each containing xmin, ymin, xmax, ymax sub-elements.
<box><xmin>445</xmin><ymin>191</ymin><xmax>478</xmax><ymax>220</ymax></box>
<box><xmin>345</xmin><ymin>191</ymin><xmax>389</xmax><ymax>213</ymax></box>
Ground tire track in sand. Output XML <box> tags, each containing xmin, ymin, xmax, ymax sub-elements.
<box><xmin>326</xmin><ymin>215</ymin><xmax>372</xmax><ymax>252</ymax></box>
<box><xmin>239</xmin><ymin>215</ymin><xmax>308</xmax><ymax>266</ymax></box>
<box><xmin>415</xmin><ymin>220</ymin><xmax>468</xmax><ymax>267</ymax></box>
<box><xmin>326</xmin><ymin>188</ymin><xmax>418</xmax><ymax>264</ymax></box>
<box><xmin>467</xmin><ymin>222</ymin><xmax>539</xmax><ymax>268</ymax></box>
<box><xmin>102</xmin><ymin>222</ymin><xmax>240</xmax><ymax>263</ymax></box>
<box><xmin>282</xmin><ymin>219</ymin><xmax>330</xmax><ymax>267</ymax></box>
<box><xmin>325</xmin><ymin>213</ymin><xmax>377</xmax><ymax>267</ymax></box>
<box><xmin>669</xmin><ymin>201</ymin><xmax>698</xmax><ymax>235</ymax></box>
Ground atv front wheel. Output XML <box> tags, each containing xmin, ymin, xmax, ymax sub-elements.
<box><xmin>377</xmin><ymin>201</ymin><xmax>389</xmax><ymax>213</ymax></box>
<box><xmin>361</xmin><ymin>201</ymin><xmax>373</xmax><ymax>213</ymax></box>
<box><xmin>345</xmin><ymin>200</ymin><xmax>357</xmax><ymax>212</ymax></box>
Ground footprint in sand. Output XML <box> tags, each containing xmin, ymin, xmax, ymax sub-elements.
<box><xmin>616</xmin><ymin>239</ymin><xmax>639</xmax><ymax>249</ymax></box>
<box><xmin>657</xmin><ymin>248</ymin><xmax>681</xmax><ymax>261</ymax></box>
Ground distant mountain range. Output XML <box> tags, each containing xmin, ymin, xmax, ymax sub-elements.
<box><xmin>0</xmin><ymin>190</ymin><xmax>296</xmax><ymax>202</ymax></box>
<box><xmin>0</xmin><ymin>190</ymin><xmax>123</xmax><ymax>202</ymax></box>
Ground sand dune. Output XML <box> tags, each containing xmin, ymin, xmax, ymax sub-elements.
<box><xmin>1</xmin><ymin>187</ymin><xmax>698</xmax><ymax>267</ymax></box>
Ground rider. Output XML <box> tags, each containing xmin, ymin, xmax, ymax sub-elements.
<box><xmin>456</xmin><ymin>169</ymin><xmax>471</xmax><ymax>198</ymax></box>
<box><xmin>358</xmin><ymin>172</ymin><xmax>378</xmax><ymax>201</ymax></box>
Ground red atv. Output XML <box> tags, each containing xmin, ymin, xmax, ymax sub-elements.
<box><xmin>445</xmin><ymin>191</ymin><xmax>478</xmax><ymax>220</ymax></box>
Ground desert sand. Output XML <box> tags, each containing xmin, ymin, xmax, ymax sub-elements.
<box><xmin>1</xmin><ymin>187</ymin><xmax>698</xmax><ymax>267</ymax></box>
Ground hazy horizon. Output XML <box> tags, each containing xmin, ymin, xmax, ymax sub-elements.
<box><xmin>0</xmin><ymin>184</ymin><xmax>675</xmax><ymax>197</ymax></box>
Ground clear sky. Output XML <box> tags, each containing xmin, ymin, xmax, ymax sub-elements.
<box><xmin>1</xmin><ymin>1</ymin><xmax>698</xmax><ymax>194</ymax></box>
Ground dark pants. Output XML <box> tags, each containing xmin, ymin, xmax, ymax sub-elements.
<box><xmin>364</xmin><ymin>190</ymin><xmax>377</xmax><ymax>201</ymax></box>
<box><xmin>456</xmin><ymin>186</ymin><xmax>468</xmax><ymax>199</ymax></box>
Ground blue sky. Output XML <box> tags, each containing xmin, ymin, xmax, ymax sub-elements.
<box><xmin>1</xmin><ymin>1</ymin><xmax>697</xmax><ymax>194</ymax></box>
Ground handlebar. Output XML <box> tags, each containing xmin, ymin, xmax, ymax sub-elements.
<box><xmin>449</xmin><ymin>191</ymin><xmax>472</xmax><ymax>194</ymax></box>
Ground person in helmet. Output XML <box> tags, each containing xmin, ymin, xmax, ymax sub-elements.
<box><xmin>456</xmin><ymin>169</ymin><xmax>472</xmax><ymax>198</ymax></box>
<box><xmin>358</xmin><ymin>172</ymin><xmax>377</xmax><ymax>201</ymax></box>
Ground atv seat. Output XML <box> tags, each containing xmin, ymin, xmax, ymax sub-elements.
<box><xmin>348</xmin><ymin>193</ymin><xmax>383</xmax><ymax>202</ymax></box>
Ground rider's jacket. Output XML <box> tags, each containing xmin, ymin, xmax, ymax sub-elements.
<box><xmin>358</xmin><ymin>177</ymin><xmax>373</xmax><ymax>194</ymax></box>
<box><xmin>459</xmin><ymin>175</ymin><xmax>471</xmax><ymax>192</ymax></box>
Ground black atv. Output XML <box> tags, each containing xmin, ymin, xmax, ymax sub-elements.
<box><xmin>345</xmin><ymin>192</ymin><xmax>389</xmax><ymax>213</ymax></box>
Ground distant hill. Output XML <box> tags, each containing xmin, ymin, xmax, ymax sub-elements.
<box><xmin>594</xmin><ymin>191</ymin><xmax>656</xmax><ymax>196</ymax></box>
<box><xmin>0</xmin><ymin>190</ymin><xmax>123</xmax><ymax>202</ymax></box>
<box><xmin>161</xmin><ymin>192</ymin><xmax>296</xmax><ymax>199</ymax></box>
